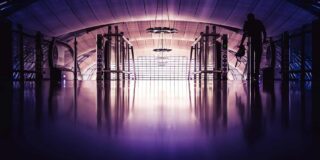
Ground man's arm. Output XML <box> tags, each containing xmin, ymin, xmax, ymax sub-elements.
<box><xmin>240</xmin><ymin>33</ymin><xmax>246</xmax><ymax>46</ymax></box>
<box><xmin>240</xmin><ymin>23</ymin><xmax>247</xmax><ymax>46</ymax></box>
<box><xmin>260</xmin><ymin>21</ymin><xmax>267</xmax><ymax>42</ymax></box>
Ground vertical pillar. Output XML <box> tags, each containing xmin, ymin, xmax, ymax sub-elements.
<box><xmin>312</xmin><ymin>19</ymin><xmax>320</xmax><ymax>133</ymax></box>
<box><xmin>250</xmin><ymin>37</ymin><xmax>255</xmax><ymax>80</ymax></box>
<box><xmin>0</xmin><ymin>19</ymin><xmax>13</xmax><ymax>133</ymax></box>
<box><xmin>127</xmin><ymin>40</ymin><xmax>130</xmax><ymax>80</ymax></box>
<box><xmin>204</xmin><ymin>26</ymin><xmax>209</xmax><ymax>80</ymax></box>
<box><xmin>105</xmin><ymin>26</ymin><xmax>112</xmax><ymax>81</ymax></box>
<box><xmin>270</xmin><ymin>38</ymin><xmax>276</xmax><ymax>72</ymax></box>
<box><xmin>269</xmin><ymin>37</ymin><xmax>276</xmax><ymax>81</ymax></box>
<box><xmin>115</xmin><ymin>26</ymin><xmax>120</xmax><ymax>80</ymax></box>
<box><xmin>35</xmin><ymin>32</ymin><xmax>43</xmax><ymax>82</ymax></box>
<box><xmin>247</xmin><ymin>37</ymin><xmax>252</xmax><ymax>80</ymax></box>
<box><xmin>73</xmin><ymin>35</ymin><xmax>78</xmax><ymax>80</ymax></box>
<box><xmin>194</xmin><ymin>41</ymin><xmax>197</xmax><ymax>80</ymax></box>
<box><xmin>97</xmin><ymin>34</ymin><xmax>104</xmax><ymax>81</ymax></box>
<box><xmin>221</xmin><ymin>34</ymin><xmax>228</xmax><ymax>80</ymax></box>
<box><xmin>18</xmin><ymin>25</ymin><xmax>24</xmax><ymax>82</ymax></box>
<box><xmin>312</xmin><ymin>20</ymin><xmax>320</xmax><ymax>86</ymax></box>
<box><xmin>121</xmin><ymin>33</ymin><xmax>125</xmax><ymax>80</ymax></box>
<box><xmin>281</xmin><ymin>32</ymin><xmax>289</xmax><ymax>81</ymax></box>
<box><xmin>212</xmin><ymin>25</ymin><xmax>217</xmax><ymax>80</ymax></box>
<box><xmin>130</xmin><ymin>46</ymin><xmax>136</xmax><ymax>80</ymax></box>
<box><xmin>215</xmin><ymin>41</ymin><xmax>222</xmax><ymax>80</ymax></box>
<box><xmin>301</xmin><ymin>26</ymin><xmax>306</xmax><ymax>82</ymax></box>
<box><xmin>188</xmin><ymin>46</ymin><xmax>193</xmax><ymax>80</ymax></box>
<box><xmin>48</xmin><ymin>38</ymin><xmax>58</xmax><ymax>81</ymax></box>
<box><xmin>199</xmin><ymin>35</ymin><xmax>203</xmax><ymax>80</ymax></box>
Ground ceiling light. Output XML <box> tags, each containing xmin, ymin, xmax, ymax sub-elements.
<box><xmin>153</xmin><ymin>48</ymin><xmax>172</xmax><ymax>52</ymax></box>
<box><xmin>147</xmin><ymin>27</ymin><xmax>178</xmax><ymax>34</ymax></box>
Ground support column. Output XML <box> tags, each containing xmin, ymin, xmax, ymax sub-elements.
<box><xmin>188</xmin><ymin>46</ymin><xmax>193</xmax><ymax>80</ymax></box>
<box><xmin>312</xmin><ymin>19</ymin><xmax>320</xmax><ymax>133</ymax></box>
<box><xmin>127</xmin><ymin>40</ymin><xmax>130</xmax><ymax>80</ymax></box>
<box><xmin>247</xmin><ymin>37</ymin><xmax>252</xmax><ymax>80</ymax></box>
<box><xmin>130</xmin><ymin>46</ymin><xmax>136</xmax><ymax>80</ymax></box>
<box><xmin>281</xmin><ymin>32</ymin><xmax>289</xmax><ymax>81</ymax></box>
<box><xmin>35</xmin><ymin>32</ymin><xmax>43</xmax><ymax>82</ymax></box>
<box><xmin>221</xmin><ymin>34</ymin><xmax>228</xmax><ymax>80</ymax></box>
<box><xmin>204</xmin><ymin>26</ymin><xmax>209</xmax><ymax>80</ymax></box>
<box><xmin>215</xmin><ymin>41</ymin><xmax>222</xmax><ymax>80</ymax></box>
<box><xmin>194</xmin><ymin>41</ymin><xmax>198</xmax><ymax>80</ymax></box>
<box><xmin>301</xmin><ymin>26</ymin><xmax>306</xmax><ymax>82</ymax></box>
<box><xmin>48</xmin><ymin>38</ymin><xmax>59</xmax><ymax>81</ymax></box>
<box><xmin>121</xmin><ymin>33</ymin><xmax>125</xmax><ymax>80</ymax></box>
<box><xmin>0</xmin><ymin>18</ymin><xmax>13</xmax><ymax>138</ymax></box>
<box><xmin>18</xmin><ymin>25</ymin><xmax>24</xmax><ymax>82</ymax></box>
<box><xmin>199</xmin><ymin>36</ymin><xmax>203</xmax><ymax>80</ymax></box>
<box><xmin>115</xmin><ymin>26</ymin><xmax>120</xmax><ymax>80</ymax></box>
<box><xmin>312</xmin><ymin>20</ymin><xmax>320</xmax><ymax>86</ymax></box>
<box><xmin>97</xmin><ymin>34</ymin><xmax>104</xmax><ymax>81</ymax></box>
<box><xmin>212</xmin><ymin>25</ymin><xmax>217</xmax><ymax>80</ymax></box>
<box><xmin>1</xmin><ymin>19</ymin><xmax>13</xmax><ymax>139</ymax></box>
<box><xmin>74</xmin><ymin>35</ymin><xmax>78</xmax><ymax>80</ymax></box>
<box><xmin>105</xmin><ymin>26</ymin><xmax>112</xmax><ymax>81</ymax></box>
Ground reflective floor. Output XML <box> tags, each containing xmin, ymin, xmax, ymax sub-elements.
<box><xmin>1</xmin><ymin>80</ymin><xmax>320</xmax><ymax>160</ymax></box>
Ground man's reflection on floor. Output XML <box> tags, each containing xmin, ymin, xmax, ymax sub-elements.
<box><xmin>237</xmin><ymin>82</ymin><xmax>265</xmax><ymax>146</ymax></box>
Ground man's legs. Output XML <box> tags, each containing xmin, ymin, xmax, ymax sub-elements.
<box><xmin>253</xmin><ymin>43</ymin><xmax>263</xmax><ymax>80</ymax></box>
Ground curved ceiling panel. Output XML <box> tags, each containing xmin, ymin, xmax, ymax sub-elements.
<box><xmin>7</xmin><ymin>0</ymin><xmax>317</xmax><ymax>76</ymax></box>
<box><xmin>63</xmin><ymin>20</ymin><xmax>239</xmax><ymax>57</ymax></box>
<box><xmin>9</xmin><ymin>0</ymin><xmax>316</xmax><ymax>37</ymax></box>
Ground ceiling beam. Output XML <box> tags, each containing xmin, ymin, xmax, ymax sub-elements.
<box><xmin>0</xmin><ymin>0</ymin><xmax>38</xmax><ymax>18</ymax></box>
<box><xmin>287</xmin><ymin>0</ymin><xmax>320</xmax><ymax>17</ymax></box>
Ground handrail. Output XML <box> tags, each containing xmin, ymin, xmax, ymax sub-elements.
<box><xmin>191</xmin><ymin>70</ymin><xmax>222</xmax><ymax>75</ymax></box>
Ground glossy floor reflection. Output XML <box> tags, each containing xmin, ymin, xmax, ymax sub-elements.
<box><xmin>1</xmin><ymin>80</ymin><xmax>320</xmax><ymax>160</ymax></box>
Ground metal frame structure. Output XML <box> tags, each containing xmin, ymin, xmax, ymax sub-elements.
<box><xmin>188</xmin><ymin>25</ymin><xmax>229</xmax><ymax>81</ymax></box>
<box><xmin>96</xmin><ymin>26</ymin><xmax>136</xmax><ymax>81</ymax></box>
<box><xmin>12</xmin><ymin>27</ymin><xmax>82</xmax><ymax>81</ymax></box>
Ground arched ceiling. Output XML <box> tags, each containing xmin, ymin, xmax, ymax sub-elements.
<box><xmin>9</xmin><ymin>0</ymin><xmax>315</xmax><ymax>36</ymax></box>
<box><xmin>7</xmin><ymin>0</ymin><xmax>317</xmax><ymax>76</ymax></box>
<box><xmin>8</xmin><ymin>0</ymin><xmax>316</xmax><ymax>54</ymax></box>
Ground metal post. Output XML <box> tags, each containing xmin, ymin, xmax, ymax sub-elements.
<box><xmin>127</xmin><ymin>40</ymin><xmax>130</xmax><ymax>80</ymax></box>
<box><xmin>212</xmin><ymin>25</ymin><xmax>217</xmax><ymax>80</ymax></box>
<box><xmin>97</xmin><ymin>34</ymin><xmax>104</xmax><ymax>81</ymax></box>
<box><xmin>215</xmin><ymin>41</ymin><xmax>222</xmax><ymax>80</ymax></box>
<box><xmin>301</xmin><ymin>26</ymin><xmax>306</xmax><ymax>82</ymax></box>
<box><xmin>35</xmin><ymin>32</ymin><xmax>43</xmax><ymax>82</ymax></box>
<box><xmin>221</xmin><ymin>34</ymin><xmax>228</xmax><ymax>80</ymax></box>
<box><xmin>115</xmin><ymin>26</ymin><xmax>120</xmax><ymax>80</ymax></box>
<box><xmin>121</xmin><ymin>33</ymin><xmax>125</xmax><ymax>80</ymax></box>
<box><xmin>312</xmin><ymin>19</ymin><xmax>320</xmax><ymax>135</ymax></box>
<box><xmin>312</xmin><ymin>20</ymin><xmax>320</xmax><ymax>87</ymax></box>
<box><xmin>270</xmin><ymin>37</ymin><xmax>276</xmax><ymax>80</ymax></box>
<box><xmin>130</xmin><ymin>46</ymin><xmax>137</xmax><ymax>80</ymax></box>
<box><xmin>0</xmin><ymin>19</ymin><xmax>13</xmax><ymax>82</ymax></box>
<box><xmin>48</xmin><ymin>38</ymin><xmax>57</xmax><ymax>81</ymax></box>
<box><xmin>247</xmin><ymin>37</ymin><xmax>252</xmax><ymax>80</ymax></box>
<box><xmin>199</xmin><ymin>35</ymin><xmax>203</xmax><ymax>80</ymax></box>
<box><xmin>18</xmin><ymin>25</ymin><xmax>24</xmax><ymax>82</ymax></box>
<box><xmin>105</xmin><ymin>26</ymin><xmax>112</xmax><ymax>81</ymax></box>
<box><xmin>188</xmin><ymin>46</ymin><xmax>193</xmax><ymax>80</ymax></box>
<box><xmin>74</xmin><ymin>35</ymin><xmax>78</xmax><ymax>80</ymax></box>
<box><xmin>204</xmin><ymin>26</ymin><xmax>209</xmax><ymax>80</ymax></box>
<box><xmin>281</xmin><ymin>32</ymin><xmax>289</xmax><ymax>81</ymax></box>
<box><xmin>194</xmin><ymin>41</ymin><xmax>197</xmax><ymax>80</ymax></box>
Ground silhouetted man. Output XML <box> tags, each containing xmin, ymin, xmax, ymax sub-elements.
<box><xmin>240</xmin><ymin>13</ymin><xmax>267</xmax><ymax>80</ymax></box>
